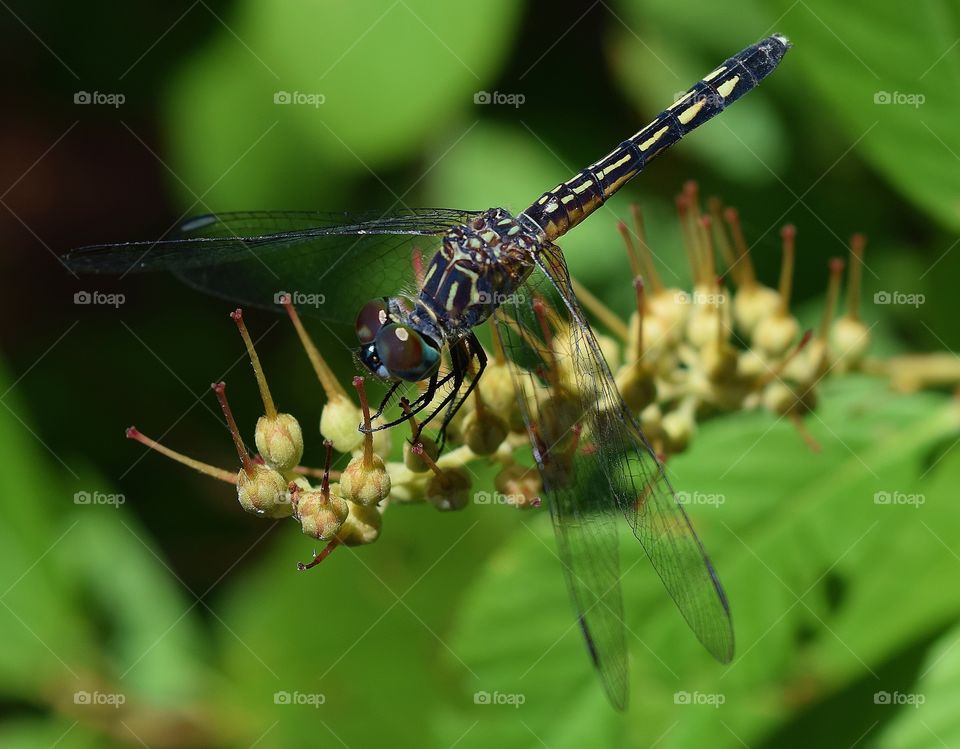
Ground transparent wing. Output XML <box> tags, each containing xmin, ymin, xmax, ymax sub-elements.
<box><xmin>494</xmin><ymin>243</ymin><xmax>733</xmax><ymax>709</ymax></box>
<box><xmin>64</xmin><ymin>208</ymin><xmax>482</xmax><ymax>323</ymax></box>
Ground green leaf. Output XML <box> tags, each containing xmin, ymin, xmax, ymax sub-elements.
<box><xmin>875</xmin><ymin>619</ymin><xmax>960</xmax><ymax>749</ymax></box>
<box><xmin>766</xmin><ymin>0</ymin><xmax>960</xmax><ymax>231</ymax></box>
<box><xmin>214</xmin><ymin>495</ymin><xmax>517</xmax><ymax>748</ymax></box>
<box><xmin>0</xmin><ymin>718</ymin><xmax>107</xmax><ymax>749</ymax></box>
<box><xmin>165</xmin><ymin>0</ymin><xmax>523</xmax><ymax>207</ymax></box>
<box><xmin>434</xmin><ymin>375</ymin><xmax>960</xmax><ymax>747</ymax></box>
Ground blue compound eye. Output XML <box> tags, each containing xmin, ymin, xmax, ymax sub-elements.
<box><xmin>374</xmin><ymin>324</ymin><xmax>440</xmax><ymax>382</ymax></box>
<box><xmin>355</xmin><ymin>298</ymin><xmax>390</xmax><ymax>345</ymax></box>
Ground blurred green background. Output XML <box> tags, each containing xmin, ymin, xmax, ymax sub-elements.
<box><xmin>2</xmin><ymin>0</ymin><xmax>960</xmax><ymax>747</ymax></box>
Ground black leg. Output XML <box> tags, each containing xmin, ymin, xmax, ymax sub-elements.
<box><xmin>368</xmin><ymin>380</ymin><xmax>403</xmax><ymax>423</ymax></box>
<box><xmin>436</xmin><ymin>334</ymin><xmax>487</xmax><ymax>449</ymax></box>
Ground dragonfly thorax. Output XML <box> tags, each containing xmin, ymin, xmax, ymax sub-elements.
<box><xmin>416</xmin><ymin>207</ymin><xmax>539</xmax><ymax>335</ymax></box>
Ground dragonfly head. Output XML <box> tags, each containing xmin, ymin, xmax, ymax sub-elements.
<box><xmin>355</xmin><ymin>297</ymin><xmax>441</xmax><ymax>382</ymax></box>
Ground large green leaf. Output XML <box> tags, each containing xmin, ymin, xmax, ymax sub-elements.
<box><xmin>875</xmin><ymin>619</ymin><xmax>960</xmax><ymax>749</ymax></box>
<box><xmin>433</xmin><ymin>376</ymin><xmax>960</xmax><ymax>747</ymax></box>
<box><xmin>0</xmin><ymin>358</ymin><xmax>210</xmax><ymax>739</ymax></box>
<box><xmin>165</xmin><ymin>0</ymin><xmax>523</xmax><ymax>207</ymax></box>
<box><xmin>765</xmin><ymin>0</ymin><xmax>960</xmax><ymax>231</ymax></box>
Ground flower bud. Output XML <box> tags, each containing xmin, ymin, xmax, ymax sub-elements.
<box><xmin>404</xmin><ymin>436</ymin><xmax>439</xmax><ymax>472</ymax></box>
<box><xmin>830</xmin><ymin>316</ymin><xmax>871</xmax><ymax>372</ymax></box>
<box><xmin>320</xmin><ymin>396</ymin><xmax>363</xmax><ymax>454</ymax></box>
<box><xmin>293</xmin><ymin>482</ymin><xmax>349</xmax><ymax>540</ymax></box>
<box><xmin>615</xmin><ymin>365</ymin><xmax>656</xmax><ymax>413</ymax></box>
<box><xmin>425</xmin><ymin>467</ymin><xmax>472</xmax><ymax>511</ymax></box>
<box><xmin>237</xmin><ymin>464</ymin><xmax>292</xmax><ymax>518</ymax></box>
<box><xmin>340</xmin><ymin>453</ymin><xmax>391</xmax><ymax>506</ymax></box>
<box><xmin>733</xmin><ymin>285</ymin><xmax>780</xmax><ymax>335</ymax></box>
<box><xmin>461</xmin><ymin>408</ymin><xmax>509</xmax><ymax>456</ymax></box>
<box><xmin>762</xmin><ymin>381</ymin><xmax>816</xmax><ymax>417</ymax></box>
<box><xmin>494</xmin><ymin>465</ymin><xmax>541</xmax><ymax>509</ymax></box>
<box><xmin>701</xmin><ymin>340</ymin><xmax>738</xmax><ymax>384</ymax></box>
<box><xmin>661</xmin><ymin>407</ymin><xmax>695</xmax><ymax>454</ymax></box>
<box><xmin>477</xmin><ymin>361</ymin><xmax>519</xmax><ymax>417</ymax></box>
<box><xmin>339</xmin><ymin>500</ymin><xmax>382</xmax><ymax>545</ymax></box>
<box><xmin>255</xmin><ymin>412</ymin><xmax>304</xmax><ymax>472</ymax></box>
<box><xmin>752</xmin><ymin>314</ymin><xmax>800</xmax><ymax>358</ymax></box>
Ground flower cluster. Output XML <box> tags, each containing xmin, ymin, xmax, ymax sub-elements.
<box><xmin>127</xmin><ymin>180</ymin><xmax>875</xmax><ymax>567</ymax></box>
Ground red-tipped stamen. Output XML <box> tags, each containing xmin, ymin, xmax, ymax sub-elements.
<box><xmin>617</xmin><ymin>220</ymin><xmax>644</xmax><ymax>281</ymax></box>
<box><xmin>723</xmin><ymin>206</ymin><xmax>759</xmax><ymax>288</ymax></box>
<box><xmin>399</xmin><ymin>397</ymin><xmax>422</xmax><ymax>437</ymax></box>
<box><xmin>631</xmin><ymin>203</ymin><xmax>664</xmax><ymax>294</ymax></box>
<box><xmin>352</xmin><ymin>376</ymin><xmax>375</xmax><ymax>467</ymax></box>
<box><xmin>777</xmin><ymin>224</ymin><xmax>797</xmax><ymax>316</ymax></box>
<box><xmin>489</xmin><ymin>320</ymin><xmax>507</xmax><ymax>365</ymax></box>
<box><xmin>212</xmin><ymin>382</ymin><xmax>254</xmax><ymax>477</ymax></box>
<box><xmin>675</xmin><ymin>193</ymin><xmax>700</xmax><ymax>286</ymax></box>
<box><xmin>126</xmin><ymin>426</ymin><xmax>237</xmax><ymax>484</ymax></box>
<box><xmin>820</xmin><ymin>258</ymin><xmax>846</xmax><ymax>341</ymax></box>
<box><xmin>699</xmin><ymin>215</ymin><xmax>718</xmax><ymax>289</ymax></box>
<box><xmin>707</xmin><ymin>197</ymin><xmax>740</xmax><ymax>283</ymax></box>
<box><xmin>320</xmin><ymin>439</ymin><xmax>334</xmax><ymax>500</ymax></box>
<box><xmin>633</xmin><ymin>276</ymin><xmax>645</xmax><ymax>365</ymax></box>
<box><xmin>297</xmin><ymin>538</ymin><xmax>341</xmax><ymax>571</ymax></box>
<box><xmin>532</xmin><ymin>297</ymin><xmax>562</xmax><ymax>391</ymax></box>
<box><xmin>846</xmin><ymin>234</ymin><xmax>866</xmax><ymax>321</ymax></box>
<box><xmin>231</xmin><ymin>308</ymin><xmax>277</xmax><ymax>419</ymax></box>
<box><xmin>282</xmin><ymin>295</ymin><xmax>349</xmax><ymax>401</ymax></box>
<box><xmin>411</xmin><ymin>442</ymin><xmax>444</xmax><ymax>477</ymax></box>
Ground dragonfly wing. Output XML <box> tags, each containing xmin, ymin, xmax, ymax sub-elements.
<box><xmin>494</xmin><ymin>242</ymin><xmax>734</xmax><ymax>707</ymax></box>
<box><xmin>533</xmin><ymin>243</ymin><xmax>734</xmax><ymax>662</ymax></box>
<box><xmin>64</xmin><ymin>208</ymin><xmax>482</xmax><ymax>324</ymax></box>
<box><xmin>494</xmin><ymin>270</ymin><xmax>629</xmax><ymax>709</ymax></box>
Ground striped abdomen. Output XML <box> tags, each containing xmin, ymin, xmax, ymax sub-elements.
<box><xmin>520</xmin><ymin>35</ymin><xmax>790</xmax><ymax>241</ymax></box>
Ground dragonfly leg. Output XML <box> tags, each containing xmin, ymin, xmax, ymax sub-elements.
<box><xmin>368</xmin><ymin>380</ymin><xmax>403</xmax><ymax>424</ymax></box>
<box><xmin>367</xmin><ymin>368</ymin><xmax>455</xmax><ymax>432</ymax></box>
<box><xmin>435</xmin><ymin>333</ymin><xmax>487</xmax><ymax>450</ymax></box>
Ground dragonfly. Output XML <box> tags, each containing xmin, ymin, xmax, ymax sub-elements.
<box><xmin>66</xmin><ymin>35</ymin><xmax>790</xmax><ymax>709</ymax></box>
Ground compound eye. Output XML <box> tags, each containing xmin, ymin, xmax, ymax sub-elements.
<box><xmin>355</xmin><ymin>298</ymin><xmax>390</xmax><ymax>344</ymax></box>
<box><xmin>374</xmin><ymin>324</ymin><xmax>440</xmax><ymax>382</ymax></box>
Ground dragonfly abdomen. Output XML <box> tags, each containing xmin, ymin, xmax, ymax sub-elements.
<box><xmin>520</xmin><ymin>35</ymin><xmax>789</xmax><ymax>242</ymax></box>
